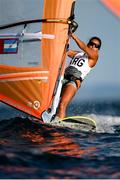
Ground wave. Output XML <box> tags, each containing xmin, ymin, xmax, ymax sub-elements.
<box><xmin>1</xmin><ymin>100</ymin><xmax>120</xmax><ymax>134</ymax></box>
<box><xmin>1</xmin><ymin>114</ymin><xmax>120</xmax><ymax>136</ymax></box>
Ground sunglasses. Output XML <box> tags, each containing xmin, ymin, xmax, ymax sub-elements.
<box><xmin>88</xmin><ymin>41</ymin><xmax>100</xmax><ymax>49</ymax></box>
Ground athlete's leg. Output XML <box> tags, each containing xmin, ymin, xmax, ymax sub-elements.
<box><xmin>57</xmin><ymin>80</ymin><xmax>81</xmax><ymax>118</ymax></box>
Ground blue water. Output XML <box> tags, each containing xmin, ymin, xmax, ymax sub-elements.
<box><xmin>0</xmin><ymin>101</ymin><xmax>120</xmax><ymax>179</ymax></box>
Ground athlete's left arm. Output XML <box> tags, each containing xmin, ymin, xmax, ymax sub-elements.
<box><xmin>67</xmin><ymin>50</ymin><xmax>78</xmax><ymax>58</ymax></box>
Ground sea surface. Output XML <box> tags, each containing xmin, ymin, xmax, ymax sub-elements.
<box><xmin>0</xmin><ymin>100</ymin><xmax>120</xmax><ymax>179</ymax></box>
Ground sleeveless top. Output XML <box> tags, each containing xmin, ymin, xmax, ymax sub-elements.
<box><xmin>65</xmin><ymin>51</ymin><xmax>92</xmax><ymax>80</ymax></box>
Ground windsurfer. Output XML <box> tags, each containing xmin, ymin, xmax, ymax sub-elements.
<box><xmin>56</xmin><ymin>33</ymin><xmax>102</xmax><ymax>118</ymax></box>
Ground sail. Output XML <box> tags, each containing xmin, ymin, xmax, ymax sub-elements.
<box><xmin>0</xmin><ymin>0</ymin><xmax>75</xmax><ymax>120</ymax></box>
<box><xmin>101</xmin><ymin>0</ymin><xmax>120</xmax><ymax>18</ymax></box>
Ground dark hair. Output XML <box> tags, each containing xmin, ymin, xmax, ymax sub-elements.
<box><xmin>89</xmin><ymin>36</ymin><xmax>102</xmax><ymax>49</ymax></box>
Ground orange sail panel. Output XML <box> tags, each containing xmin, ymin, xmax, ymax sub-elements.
<box><xmin>0</xmin><ymin>0</ymin><xmax>75</xmax><ymax>119</ymax></box>
<box><xmin>101</xmin><ymin>0</ymin><xmax>120</xmax><ymax>18</ymax></box>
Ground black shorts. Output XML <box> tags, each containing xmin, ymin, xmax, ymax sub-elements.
<box><xmin>64</xmin><ymin>75</ymin><xmax>83</xmax><ymax>89</ymax></box>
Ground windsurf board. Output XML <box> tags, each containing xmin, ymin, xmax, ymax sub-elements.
<box><xmin>50</xmin><ymin>115</ymin><xmax>97</xmax><ymax>132</ymax></box>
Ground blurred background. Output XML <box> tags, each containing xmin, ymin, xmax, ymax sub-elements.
<box><xmin>70</xmin><ymin>0</ymin><xmax>120</xmax><ymax>102</ymax></box>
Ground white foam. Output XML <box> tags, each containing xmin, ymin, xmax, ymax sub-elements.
<box><xmin>88</xmin><ymin>114</ymin><xmax>120</xmax><ymax>133</ymax></box>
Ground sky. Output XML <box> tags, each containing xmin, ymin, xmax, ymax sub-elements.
<box><xmin>70</xmin><ymin>0</ymin><xmax>120</xmax><ymax>101</ymax></box>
